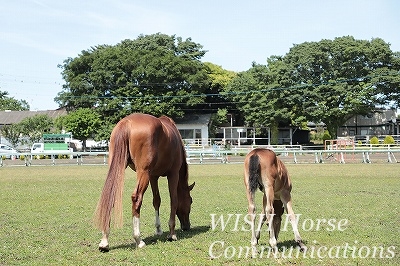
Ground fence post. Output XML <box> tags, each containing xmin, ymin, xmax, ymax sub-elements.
<box><xmin>314</xmin><ymin>152</ymin><xmax>323</xmax><ymax>163</ymax></box>
<box><xmin>24</xmin><ymin>156</ymin><xmax>31</xmax><ymax>166</ymax></box>
<box><xmin>390</xmin><ymin>152</ymin><xmax>398</xmax><ymax>163</ymax></box>
<box><xmin>340</xmin><ymin>152</ymin><xmax>345</xmax><ymax>164</ymax></box>
<box><xmin>362</xmin><ymin>152</ymin><xmax>371</xmax><ymax>163</ymax></box>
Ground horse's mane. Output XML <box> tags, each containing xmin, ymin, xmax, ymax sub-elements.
<box><xmin>179</xmin><ymin>144</ymin><xmax>189</xmax><ymax>185</ymax></box>
<box><xmin>159</xmin><ymin>115</ymin><xmax>175</xmax><ymax>124</ymax></box>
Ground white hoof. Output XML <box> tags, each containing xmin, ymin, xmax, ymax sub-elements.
<box><xmin>167</xmin><ymin>234</ymin><xmax>178</xmax><ymax>241</ymax></box>
<box><xmin>98</xmin><ymin>241</ymin><xmax>109</xmax><ymax>252</ymax></box>
<box><xmin>137</xmin><ymin>240</ymin><xmax>146</xmax><ymax>248</ymax></box>
<box><xmin>269</xmin><ymin>238</ymin><xmax>277</xmax><ymax>248</ymax></box>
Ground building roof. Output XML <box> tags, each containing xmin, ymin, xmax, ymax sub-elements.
<box><xmin>174</xmin><ymin>113</ymin><xmax>212</xmax><ymax>125</ymax></box>
<box><xmin>0</xmin><ymin>109</ymin><xmax>67</xmax><ymax>126</ymax></box>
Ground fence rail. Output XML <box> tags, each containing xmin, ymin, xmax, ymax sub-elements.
<box><xmin>2</xmin><ymin>146</ymin><xmax>400</xmax><ymax>166</ymax></box>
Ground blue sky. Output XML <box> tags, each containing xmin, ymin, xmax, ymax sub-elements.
<box><xmin>1</xmin><ymin>0</ymin><xmax>399</xmax><ymax>110</ymax></box>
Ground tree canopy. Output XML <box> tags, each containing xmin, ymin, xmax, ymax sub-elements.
<box><xmin>0</xmin><ymin>91</ymin><xmax>29</xmax><ymax>111</ymax></box>
<box><xmin>50</xmin><ymin>34</ymin><xmax>400</xmax><ymax>142</ymax></box>
<box><xmin>55</xmin><ymin>108</ymin><xmax>101</xmax><ymax>150</ymax></box>
<box><xmin>55</xmin><ymin>33</ymin><xmax>211</xmax><ymax>127</ymax></box>
<box><xmin>225</xmin><ymin>36</ymin><xmax>400</xmax><ymax>139</ymax></box>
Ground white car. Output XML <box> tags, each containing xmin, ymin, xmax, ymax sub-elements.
<box><xmin>0</xmin><ymin>144</ymin><xmax>19</xmax><ymax>159</ymax></box>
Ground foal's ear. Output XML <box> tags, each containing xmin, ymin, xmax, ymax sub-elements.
<box><xmin>189</xmin><ymin>182</ymin><xmax>195</xmax><ymax>191</ymax></box>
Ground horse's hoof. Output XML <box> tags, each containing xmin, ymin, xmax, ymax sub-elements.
<box><xmin>297</xmin><ymin>240</ymin><xmax>306</xmax><ymax>252</ymax></box>
<box><xmin>155</xmin><ymin>228</ymin><xmax>163</xmax><ymax>236</ymax></box>
<box><xmin>269</xmin><ymin>238</ymin><xmax>277</xmax><ymax>249</ymax></box>
<box><xmin>137</xmin><ymin>241</ymin><xmax>146</xmax><ymax>248</ymax></box>
<box><xmin>251</xmin><ymin>246</ymin><xmax>258</xmax><ymax>258</ymax></box>
<box><xmin>167</xmin><ymin>234</ymin><xmax>178</xmax><ymax>241</ymax></box>
<box><xmin>98</xmin><ymin>245</ymin><xmax>109</xmax><ymax>253</ymax></box>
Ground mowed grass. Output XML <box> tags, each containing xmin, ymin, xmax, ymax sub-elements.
<box><xmin>0</xmin><ymin>163</ymin><xmax>399</xmax><ymax>265</ymax></box>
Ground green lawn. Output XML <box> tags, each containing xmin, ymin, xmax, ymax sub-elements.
<box><xmin>0</xmin><ymin>164</ymin><xmax>399</xmax><ymax>265</ymax></box>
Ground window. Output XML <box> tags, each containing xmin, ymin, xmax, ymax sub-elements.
<box><xmin>195</xmin><ymin>129</ymin><xmax>201</xmax><ymax>139</ymax></box>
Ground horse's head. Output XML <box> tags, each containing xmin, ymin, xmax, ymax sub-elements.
<box><xmin>176</xmin><ymin>182</ymin><xmax>195</xmax><ymax>230</ymax></box>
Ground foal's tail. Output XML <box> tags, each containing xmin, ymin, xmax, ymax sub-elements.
<box><xmin>94</xmin><ymin>128</ymin><xmax>128</xmax><ymax>231</ymax></box>
<box><xmin>247</xmin><ymin>153</ymin><xmax>261</xmax><ymax>193</ymax></box>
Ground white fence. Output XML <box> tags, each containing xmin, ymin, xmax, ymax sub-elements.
<box><xmin>185</xmin><ymin>146</ymin><xmax>400</xmax><ymax>164</ymax></box>
<box><xmin>2</xmin><ymin>145</ymin><xmax>400</xmax><ymax>166</ymax></box>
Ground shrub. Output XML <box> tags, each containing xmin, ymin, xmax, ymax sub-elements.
<box><xmin>322</xmin><ymin>130</ymin><xmax>331</xmax><ymax>141</ymax></box>
<box><xmin>383</xmin><ymin>135</ymin><xmax>395</xmax><ymax>145</ymax></box>
<box><xmin>369</xmin><ymin>136</ymin><xmax>379</xmax><ymax>145</ymax></box>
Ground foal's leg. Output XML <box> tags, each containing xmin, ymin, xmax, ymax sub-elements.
<box><xmin>263</xmin><ymin>184</ymin><xmax>277</xmax><ymax>248</ymax></box>
<box><xmin>244</xmin><ymin>180</ymin><xmax>258</xmax><ymax>257</ymax></box>
<box><xmin>131</xmin><ymin>170</ymin><xmax>150</xmax><ymax>248</ymax></box>
<box><xmin>150</xmin><ymin>177</ymin><xmax>163</xmax><ymax>235</ymax></box>
<box><xmin>245</xmin><ymin>189</ymin><xmax>257</xmax><ymax>243</ymax></box>
<box><xmin>281</xmin><ymin>190</ymin><xmax>306</xmax><ymax>251</ymax></box>
<box><xmin>166</xmin><ymin>173</ymin><xmax>179</xmax><ymax>241</ymax></box>
<box><xmin>272</xmin><ymin>200</ymin><xmax>284</xmax><ymax>240</ymax></box>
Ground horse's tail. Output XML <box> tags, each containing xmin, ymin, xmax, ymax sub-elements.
<box><xmin>94</xmin><ymin>128</ymin><xmax>128</xmax><ymax>231</ymax></box>
<box><xmin>248</xmin><ymin>153</ymin><xmax>261</xmax><ymax>193</ymax></box>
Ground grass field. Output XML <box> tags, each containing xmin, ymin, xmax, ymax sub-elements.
<box><xmin>0</xmin><ymin>163</ymin><xmax>399</xmax><ymax>265</ymax></box>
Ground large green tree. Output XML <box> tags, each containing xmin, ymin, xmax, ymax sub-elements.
<box><xmin>203</xmin><ymin>62</ymin><xmax>236</xmax><ymax>113</ymax></box>
<box><xmin>0</xmin><ymin>124</ymin><xmax>21</xmax><ymax>147</ymax></box>
<box><xmin>274</xmin><ymin>36</ymin><xmax>399</xmax><ymax>138</ymax></box>
<box><xmin>224</xmin><ymin>62</ymin><xmax>295</xmax><ymax>143</ymax></box>
<box><xmin>55</xmin><ymin>108</ymin><xmax>101</xmax><ymax>151</ymax></box>
<box><xmin>226</xmin><ymin>36</ymin><xmax>399</xmax><ymax>139</ymax></box>
<box><xmin>19</xmin><ymin>114</ymin><xmax>54</xmax><ymax>144</ymax></box>
<box><xmin>0</xmin><ymin>91</ymin><xmax>29</xmax><ymax>111</ymax></box>
<box><xmin>55</xmin><ymin>33</ymin><xmax>211</xmax><ymax>128</ymax></box>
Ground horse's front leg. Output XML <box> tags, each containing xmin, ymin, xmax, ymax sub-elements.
<box><xmin>281</xmin><ymin>190</ymin><xmax>306</xmax><ymax>251</ymax></box>
<box><xmin>131</xmin><ymin>173</ymin><xmax>149</xmax><ymax>248</ymax></box>
<box><xmin>263</xmin><ymin>185</ymin><xmax>277</xmax><ymax>249</ymax></box>
<box><xmin>167</xmin><ymin>175</ymin><xmax>179</xmax><ymax>241</ymax></box>
<box><xmin>272</xmin><ymin>200</ymin><xmax>284</xmax><ymax>240</ymax></box>
<box><xmin>150</xmin><ymin>177</ymin><xmax>163</xmax><ymax>236</ymax></box>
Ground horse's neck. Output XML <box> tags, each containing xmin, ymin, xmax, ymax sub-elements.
<box><xmin>178</xmin><ymin>158</ymin><xmax>189</xmax><ymax>187</ymax></box>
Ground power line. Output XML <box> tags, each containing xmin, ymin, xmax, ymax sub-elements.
<box><xmin>58</xmin><ymin>72</ymin><xmax>397</xmax><ymax>101</ymax></box>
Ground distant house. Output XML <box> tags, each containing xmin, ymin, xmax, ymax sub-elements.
<box><xmin>338</xmin><ymin>109</ymin><xmax>399</xmax><ymax>138</ymax></box>
<box><xmin>0</xmin><ymin>109</ymin><xmax>67</xmax><ymax>129</ymax></box>
<box><xmin>0</xmin><ymin>109</ymin><xmax>67</xmax><ymax>147</ymax></box>
<box><xmin>174</xmin><ymin>114</ymin><xmax>211</xmax><ymax>147</ymax></box>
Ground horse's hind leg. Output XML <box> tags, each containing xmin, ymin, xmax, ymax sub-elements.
<box><xmin>98</xmin><ymin>228</ymin><xmax>110</xmax><ymax>252</ymax></box>
<box><xmin>246</xmin><ymin>189</ymin><xmax>257</xmax><ymax>243</ymax></box>
<box><xmin>150</xmin><ymin>177</ymin><xmax>163</xmax><ymax>235</ymax></box>
<box><xmin>263</xmin><ymin>184</ymin><xmax>277</xmax><ymax>248</ymax></box>
<box><xmin>281</xmin><ymin>190</ymin><xmax>306</xmax><ymax>251</ymax></box>
<box><xmin>131</xmin><ymin>170</ymin><xmax>150</xmax><ymax>248</ymax></box>
<box><xmin>244</xmin><ymin>179</ymin><xmax>258</xmax><ymax>257</ymax></box>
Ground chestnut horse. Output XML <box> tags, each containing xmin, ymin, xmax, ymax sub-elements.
<box><xmin>94</xmin><ymin>113</ymin><xmax>195</xmax><ymax>252</ymax></box>
<box><xmin>244</xmin><ymin>148</ymin><xmax>305</xmax><ymax>253</ymax></box>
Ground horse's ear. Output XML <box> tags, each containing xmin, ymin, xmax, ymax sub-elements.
<box><xmin>189</xmin><ymin>182</ymin><xmax>195</xmax><ymax>191</ymax></box>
